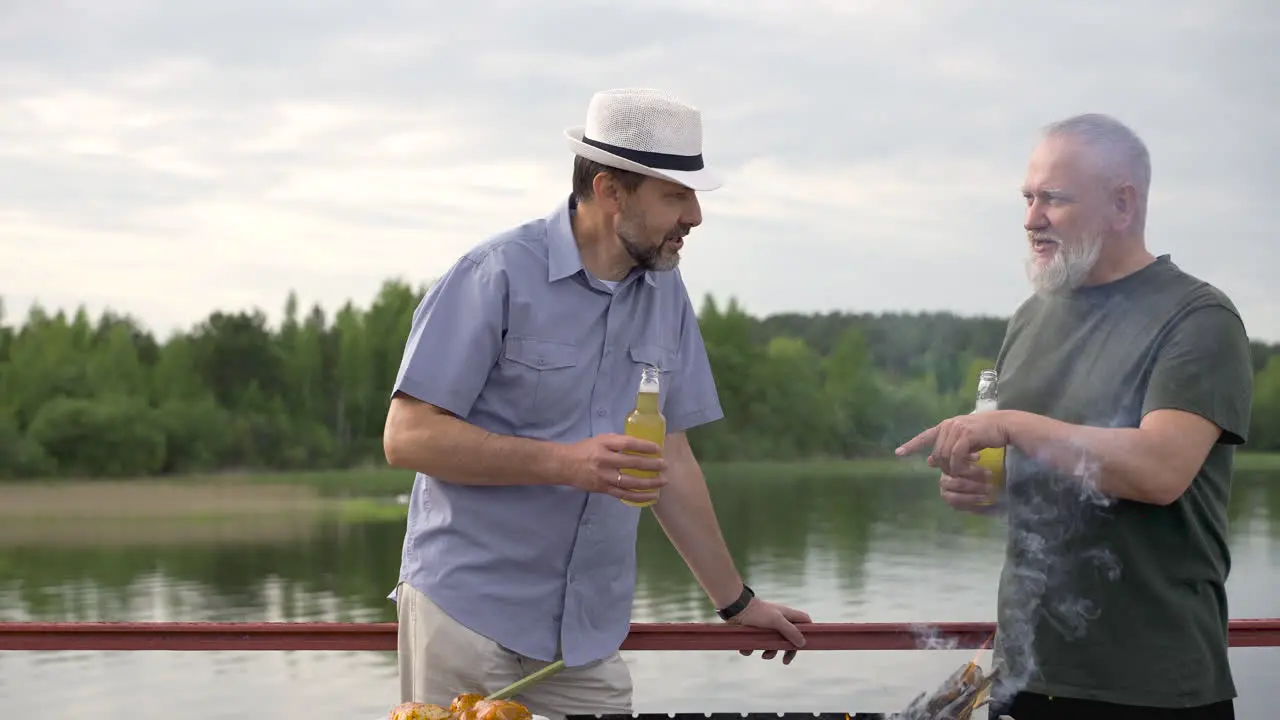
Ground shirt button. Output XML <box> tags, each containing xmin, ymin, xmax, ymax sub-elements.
<box><xmin>536</xmin><ymin>357</ymin><xmax>546</xmax><ymax>366</ymax></box>
<box><xmin>596</xmin><ymin>408</ymin><xmax>606</xmax><ymax>416</ymax></box>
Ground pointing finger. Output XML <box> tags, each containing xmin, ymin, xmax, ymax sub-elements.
<box><xmin>896</xmin><ymin>426</ymin><xmax>940</xmax><ymax>457</ymax></box>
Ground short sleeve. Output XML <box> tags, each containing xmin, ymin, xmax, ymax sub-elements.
<box><xmin>663</xmin><ymin>292</ymin><xmax>725</xmax><ymax>433</ymax></box>
<box><xmin>1142</xmin><ymin>304</ymin><xmax>1253</xmax><ymax>445</ymax></box>
<box><xmin>391</xmin><ymin>254</ymin><xmax>507</xmax><ymax>419</ymax></box>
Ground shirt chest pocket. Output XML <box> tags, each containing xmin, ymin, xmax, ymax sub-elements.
<box><xmin>501</xmin><ymin>337</ymin><xmax>586</xmax><ymax>430</ymax></box>
<box><xmin>627</xmin><ymin>344</ymin><xmax>674</xmax><ymax>414</ymax></box>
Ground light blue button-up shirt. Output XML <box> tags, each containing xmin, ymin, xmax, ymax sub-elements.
<box><xmin>389</xmin><ymin>195</ymin><xmax>724</xmax><ymax>667</ymax></box>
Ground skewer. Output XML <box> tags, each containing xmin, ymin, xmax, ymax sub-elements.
<box><xmin>485</xmin><ymin>660</ymin><xmax>566</xmax><ymax>701</ymax></box>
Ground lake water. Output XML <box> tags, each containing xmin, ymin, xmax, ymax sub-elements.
<box><xmin>1</xmin><ymin>468</ymin><xmax>1277</xmax><ymax>719</ymax></box>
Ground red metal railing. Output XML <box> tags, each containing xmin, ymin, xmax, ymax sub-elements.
<box><xmin>2</xmin><ymin>620</ymin><xmax>1278</xmax><ymax>652</ymax></box>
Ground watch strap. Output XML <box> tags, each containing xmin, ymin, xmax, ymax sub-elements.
<box><xmin>716</xmin><ymin>584</ymin><xmax>754</xmax><ymax>621</ymax></box>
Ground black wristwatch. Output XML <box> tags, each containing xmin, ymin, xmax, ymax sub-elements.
<box><xmin>716</xmin><ymin>584</ymin><xmax>754</xmax><ymax>621</ymax></box>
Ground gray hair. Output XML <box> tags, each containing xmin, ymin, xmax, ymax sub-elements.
<box><xmin>1042</xmin><ymin>113</ymin><xmax>1152</xmax><ymax>221</ymax></box>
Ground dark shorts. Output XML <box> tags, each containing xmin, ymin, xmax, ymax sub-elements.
<box><xmin>990</xmin><ymin>692</ymin><xmax>1234</xmax><ymax>720</ymax></box>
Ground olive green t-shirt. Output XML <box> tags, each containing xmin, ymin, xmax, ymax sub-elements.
<box><xmin>990</xmin><ymin>255</ymin><xmax>1254</xmax><ymax>708</ymax></box>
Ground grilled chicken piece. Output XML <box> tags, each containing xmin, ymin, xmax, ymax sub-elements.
<box><xmin>388</xmin><ymin>702</ymin><xmax>452</xmax><ymax>720</ymax></box>
<box><xmin>471</xmin><ymin>699</ymin><xmax>533</xmax><ymax>720</ymax></box>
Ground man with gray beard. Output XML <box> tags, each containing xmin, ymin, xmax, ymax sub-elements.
<box><xmin>896</xmin><ymin>114</ymin><xmax>1253</xmax><ymax>719</ymax></box>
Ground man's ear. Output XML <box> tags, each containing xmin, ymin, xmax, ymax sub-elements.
<box><xmin>1114</xmin><ymin>184</ymin><xmax>1139</xmax><ymax>230</ymax></box>
<box><xmin>592</xmin><ymin>172</ymin><xmax>624</xmax><ymax>214</ymax></box>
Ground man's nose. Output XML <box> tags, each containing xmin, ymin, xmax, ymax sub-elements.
<box><xmin>1024</xmin><ymin>199</ymin><xmax>1049</xmax><ymax>232</ymax></box>
<box><xmin>682</xmin><ymin>195</ymin><xmax>702</xmax><ymax>228</ymax></box>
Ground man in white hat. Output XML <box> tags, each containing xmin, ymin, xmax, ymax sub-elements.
<box><xmin>382</xmin><ymin>88</ymin><xmax>812</xmax><ymax>719</ymax></box>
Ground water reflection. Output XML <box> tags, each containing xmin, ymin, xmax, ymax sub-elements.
<box><xmin>0</xmin><ymin>470</ymin><xmax>1276</xmax><ymax>719</ymax></box>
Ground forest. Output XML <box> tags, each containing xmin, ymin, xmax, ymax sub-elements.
<box><xmin>1</xmin><ymin>279</ymin><xmax>1277</xmax><ymax>479</ymax></box>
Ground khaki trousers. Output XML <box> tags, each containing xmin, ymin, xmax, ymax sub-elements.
<box><xmin>396</xmin><ymin>582</ymin><xmax>633</xmax><ymax>720</ymax></box>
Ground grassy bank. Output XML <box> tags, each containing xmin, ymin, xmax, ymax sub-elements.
<box><xmin>1</xmin><ymin>456</ymin><xmax>940</xmax><ymax>497</ymax></box>
<box><xmin>89</xmin><ymin>450</ymin><xmax>1280</xmax><ymax>492</ymax></box>
<box><xmin>0</xmin><ymin>479</ymin><xmax>326</xmax><ymax>519</ymax></box>
<box><xmin>217</xmin><ymin>456</ymin><xmax>943</xmax><ymax>496</ymax></box>
<box><xmin>0</xmin><ymin>458</ymin><xmax>934</xmax><ymax>522</ymax></box>
<box><xmin>1237</xmin><ymin>451</ymin><xmax>1280</xmax><ymax>472</ymax></box>
<box><xmin>1</xmin><ymin>454</ymin><xmax>1275</xmax><ymax>522</ymax></box>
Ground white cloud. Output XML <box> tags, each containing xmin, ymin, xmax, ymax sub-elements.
<box><xmin>1</xmin><ymin>0</ymin><xmax>1275</xmax><ymax>342</ymax></box>
<box><xmin>703</xmin><ymin>154</ymin><xmax>1013</xmax><ymax>260</ymax></box>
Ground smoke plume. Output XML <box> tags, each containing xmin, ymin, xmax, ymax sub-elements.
<box><xmin>987</xmin><ymin>440</ymin><xmax>1121</xmax><ymax>708</ymax></box>
<box><xmin>909</xmin><ymin>622</ymin><xmax>961</xmax><ymax>651</ymax></box>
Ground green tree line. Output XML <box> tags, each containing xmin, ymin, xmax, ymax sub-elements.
<box><xmin>1</xmin><ymin>282</ymin><xmax>1277</xmax><ymax>479</ymax></box>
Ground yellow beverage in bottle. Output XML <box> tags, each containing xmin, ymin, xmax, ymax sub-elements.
<box><xmin>620</xmin><ymin>365</ymin><xmax>665</xmax><ymax>508</ymax></box>
<box><xmin>975</xmin><ymin>446</ymin><xmax>1006</xmax><ymax>501</ymax></box>
<box><xmin>971</xmin><ymin>369</ymin><xmax>1006</xmax><ymax>506</ymax></box>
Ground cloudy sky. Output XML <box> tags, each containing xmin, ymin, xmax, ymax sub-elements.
<box><xmin>3</xmin><ymin>0</ymin><xmax>1276</xmax><ymax>342</ymax></box>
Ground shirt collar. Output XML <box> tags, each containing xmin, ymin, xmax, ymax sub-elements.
<box><xmin>546</xmin><ymin>195</ymin><xmax>657</xmax><ymax>287</ymax></box>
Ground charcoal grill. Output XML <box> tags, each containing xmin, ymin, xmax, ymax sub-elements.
<box><xmin>570</xmin><ymin>707</ymin><xmax>890</xmax><ymax>712</ymax></box>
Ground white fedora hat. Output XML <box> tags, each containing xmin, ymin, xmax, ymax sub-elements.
<box><xmin>565</xmin><ymin>88</ymin><xmax>723</xmax><ymax>192</ymax></box>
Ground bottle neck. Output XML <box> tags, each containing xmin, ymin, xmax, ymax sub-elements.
<box><xmin>635</xmin><ymin>389</ymin><xmax>660</xmax><ymax>412</ymax></box>
<box><xmin>976</xmin><ymin>371</ymin><xmax>998</xmax><ymax>407</ymax></box>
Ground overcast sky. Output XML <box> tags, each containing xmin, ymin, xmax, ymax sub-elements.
<box><xmin>3</xmin><ymin>0</ymin><xmax>1276</xmax><ymax>342</ymax></box>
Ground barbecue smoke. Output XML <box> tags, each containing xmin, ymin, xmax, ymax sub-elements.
<box><xmin>909</xmin><ymin>622</ymin><xmax>961</xmax><ymax>651</ymax></box>
<box><xmin>987</xmin><ymin>438</ymin><xmax>1122</xmax><ymax>709</ymax></box>
<box><xmin>894</xmin><ymin>405</ymin><xmax>1133</xmax><ymax>718</ymax></box>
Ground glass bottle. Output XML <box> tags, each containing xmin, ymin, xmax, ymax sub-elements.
<box><xmin>972</xmin><ymin>369</ymin><xmax>1005</xmax><ymax>505</ymax></box>
<box><xmin>619</xmin><ymin>365</ymin><xmax>665</xmax><ymax>508</ymax></box>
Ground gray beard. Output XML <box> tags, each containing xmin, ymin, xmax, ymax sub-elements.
<box><xmin>617</xmin><ymin>213</ymin><xmax>681</xmax><ymax>272</ymax></box>
<box><xmin>1026</xmin><ymin>231</ymin><xmax>1104</xmax><ymax>295</ymax></box>
<box><xmin>618</xmin><ymin>231</ymin><xmax>673</xmax><ymax>272</ymax></box>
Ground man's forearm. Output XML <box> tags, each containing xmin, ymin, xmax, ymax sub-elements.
<box><xmin>650</xmin><ymin>433</ymin><xmax>744</xmax><ymax>609</ymax></box>
<box><xmin>1001</xmin><ymin>410</ymin><xmax>1197</xmax><ymax>505</ymax></box>
<box><xmin>384</xmin><ymin>406</ymin><xmax>566</xmax><ymax>487</ymax></box>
